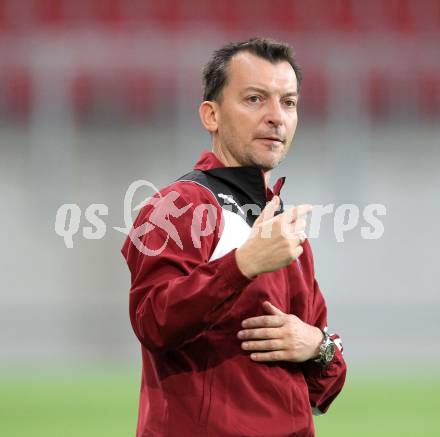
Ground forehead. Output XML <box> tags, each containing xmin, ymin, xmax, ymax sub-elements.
<box><xmin>225</xmin><ymin>51</ymin><xmax>298</xmax><ymax>94</ymax></box>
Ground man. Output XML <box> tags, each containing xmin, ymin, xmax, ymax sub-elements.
<box><xmin>122</xmin><ymin>38</ymin><xmax>346</xmax><ymax>437</ymax></box>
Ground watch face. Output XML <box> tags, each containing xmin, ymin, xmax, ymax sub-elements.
<box><xmin>324</xmin><ymin>342</ymin><xmax>336</xmax><ymax>364</ymax></box>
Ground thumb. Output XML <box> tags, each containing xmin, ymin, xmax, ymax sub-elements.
<box><xmin>263</xmin><ymin>301</ymin><xmax>285</xmax><ymax>316</ymax></box>
<box><xmin>253</xmin><ymin>196</ymin><xmax>280</xmax><ymax>227</ymax></box>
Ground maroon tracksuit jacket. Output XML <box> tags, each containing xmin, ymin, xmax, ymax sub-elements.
<box><xmin>122</xmin><ymin>150</ymin><xmax>346</xmax><ymax>437</ymax></box>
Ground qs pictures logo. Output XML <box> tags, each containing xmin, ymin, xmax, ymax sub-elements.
<box><xmin>54</xmin><ymin>180</ymin><xmax>387</xmax><ymax>252</ymax></box>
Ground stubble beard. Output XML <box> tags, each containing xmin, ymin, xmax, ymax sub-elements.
<box><xmin>220</xmin><ymin>133</ymin><xmax>288</xmax><ymax>171</ymax></box>
<box><xmin>244</xmin><ymin>144</ymin><xmax>288</xmax><ymax>172</ymax></box>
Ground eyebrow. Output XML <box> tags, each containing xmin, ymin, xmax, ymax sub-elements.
<box><xmin>242</xmin><ymin>86</ymin><xmax>298</xmax><ymax>97</ymax></box>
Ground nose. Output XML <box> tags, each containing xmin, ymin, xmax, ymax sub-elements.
<box><xmin>264</xmin><ymin>98</ymin><xmax>283</xmax><ymax>128</ymax></box>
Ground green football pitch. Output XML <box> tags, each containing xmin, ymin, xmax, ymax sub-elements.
<box><xmin>1</xmin><ymin>369</ymin><xmax>437</xmax><ymax>436</ymax></box>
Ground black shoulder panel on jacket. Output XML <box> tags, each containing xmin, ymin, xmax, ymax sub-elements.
<box><xmin>176</xmin><ymin>167</ymin><xmax>284</xmax><ymax>227</ymax></box>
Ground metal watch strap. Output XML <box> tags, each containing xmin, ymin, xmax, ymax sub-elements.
<box><xmin>313</xmin><ymin>329</ymin><xmax>335</xmax><ymax>367</ymax></box>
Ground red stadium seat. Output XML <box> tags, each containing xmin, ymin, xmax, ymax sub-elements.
<box><xmin>418</xmin><ymin>70</ymin><xmax>440</xmax><ymax>119</ymax></box>
<box><xmin>0</xmin><ymin>0</ymin><xmax>10</xmax><ymax>31</ymax></box>
<box><xmin>3</xmin><ymin>67</ymin><xmax>32</xmax><ymax>120</ymax></box>
<box><xmin>71</xmin><ymin>72</ymin><xmax>95</xmax><ymax>119</ymax></box>
<box><xmin>435</xmin><ymin>0</ymin><xmax>440</xmax><ymax>31</ymax></box>
<box><xmin>147</xmin><ymin>0</ymin><xmax>183</xmax><ymax>30</ymax></box>
<box><xmin>262</xmin><ymin>0</ymin><xmax>305</xmax><ymax>33</ymax></box>
<box><xmin>366</xmin><ymin>71</ymin><xmax>390</xmax><ymax>121</ymax></box>
<box><xmin>205</xmin><ymin>0</ymin><xmax>241</xmax><ymax>32</ymax></box>
<box><xmin>124</xmin><ymin>70</ymin><xmax>153</xmax><ymax>118</ymax></box>
<box><xmin>291</xmin><ymin>0</ymin><xmax>323</xmax><ymax>32</ymax></box>
<box><xmin>93</xmin><ymin>0</ymin><xmax>124</xmax><ymax>27</ymax></box>
<box><xmin>300</xmin><ymin>70</ymin><xmax>328</xmax><ymax>120</ymax></box>
<box><xmin>383</xmin><ymin>0</ymin><xmax>415</xmax><ymax>33</ymax></box>
<box><xmin>34</xmin><ymin>0</ymin><xmax>65</xmax><ymax>27</ymax></box>
<box><xmin>331</xmin><ymin>0</ymin><xmax>360</xmax><ymax>32</ymax></box>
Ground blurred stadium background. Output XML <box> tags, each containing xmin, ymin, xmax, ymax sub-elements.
<box><xmin>1</xmin><ymin>0</ymin><xmax>439</xmax><ymax>435</ymax></box>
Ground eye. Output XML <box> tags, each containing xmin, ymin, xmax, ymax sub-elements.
<box><xmin>247</xmin><ymin>95</ymin><xmax>262</xmax><ymax>103</ymax></box>
<box><xmin>284</xmin><ymin>99</ymin><xmax>297</xmax><ymax>108</ymax></box>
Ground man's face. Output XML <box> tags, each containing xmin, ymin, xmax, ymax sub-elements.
<box><xmin>215</xmin><ymin>51</ymin><xmax>299</xmax><ymax>171</ymax></box>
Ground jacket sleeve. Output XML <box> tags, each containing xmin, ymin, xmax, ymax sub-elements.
<box><xmin>121</xmin><ymin>181</ymin><xmax>251</xmax><ymax>353</ymax></box>
<box><xmin>299</xmin><ymin>241</ymin><xmax>347</xmax><ymax>415</ymax></box>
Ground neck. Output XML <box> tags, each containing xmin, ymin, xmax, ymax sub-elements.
<box><xmin>212</xmin><ymin>144</ymin><xmax>271</xmax><ymax>188</ymax></box>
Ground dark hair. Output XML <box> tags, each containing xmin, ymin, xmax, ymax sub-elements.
<box><xmin>202</xmin><ymin>37</ymin><xmax>302</xmax><ymax>102</ymax></box>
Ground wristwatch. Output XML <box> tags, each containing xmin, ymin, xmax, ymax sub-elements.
<box><xmin>313</xmin><ymin>330</ymin><xmax>336</xmax><ymax>367</ymax></box>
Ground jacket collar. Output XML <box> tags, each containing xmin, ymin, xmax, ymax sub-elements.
<box><xmin>193</xmin><ymin>150</ymin><xmax>286</xmax><ymax>202</ymax></box>
<box><xmin>194</xmin><ymin>150</ymin><xmax>226</xmax><ymax>171</ymax></box>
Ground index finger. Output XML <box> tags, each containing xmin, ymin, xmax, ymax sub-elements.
<box><xmin>241</xmin><ymin>315</ymin><xmax>284</xmax><ymax>329</ymax></box>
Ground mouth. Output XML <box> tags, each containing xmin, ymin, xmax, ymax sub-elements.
<box><xmin>257</xmin><ymin>137</ymin><xmax>285</xmax><ymax>145</ymax></box>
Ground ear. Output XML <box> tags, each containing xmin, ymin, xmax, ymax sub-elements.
<box><xmin>199</xmin><ymin>100</ymin><xmax>219</xmax><ymax>134</ymax></box>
